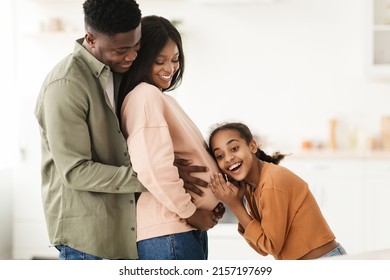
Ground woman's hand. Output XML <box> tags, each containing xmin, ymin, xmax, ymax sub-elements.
<box><xmin>186</xmin><ymin>209</ymin><xmax>219</xmax><ymax>230</ymax></box>
<box><xmin>213</xmin><ymin>202</ymin><xmax>226</xmax><ymax>220</ymax></box>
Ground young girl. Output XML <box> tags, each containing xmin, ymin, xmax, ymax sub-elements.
<box><xmin>208</xmin><ymin>122</ymin><xmax>346</xmax><ymax>260</ymax></box>
<box><xmin>119</xmin><ymin>16</ymin><xmax>223</xmax><ymax>260</ymax></box>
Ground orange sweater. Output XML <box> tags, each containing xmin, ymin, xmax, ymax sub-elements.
<box><xmin>121</xmin><ymin>83</ymin><xmax>219</xmax><ymax>241</ymax></box>
<box><xmin>238</xmin><ymin>162</ymin><xmax>335</xmax><ymax>260</ymax></box>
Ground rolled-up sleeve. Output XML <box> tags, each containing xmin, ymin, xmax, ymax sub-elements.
<box><xmin>36</xmin><ymin>78</ymin><xmax>145</xmax><ymax>193</ymax></box>
<box><xmin>238</xmin><ymin>188</ymin><xmax>290</xmax><ymax>257</ymax></box>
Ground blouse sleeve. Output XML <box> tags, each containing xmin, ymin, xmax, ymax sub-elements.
<box><xmin>121</xmin><ymin>83</ymin><xmax>196</xmax><ymax>219</ymax></box>
<box><xmin>238</xmin><ymin>188</ymin><xmax>290</xmax><ymax>257</ymax></box>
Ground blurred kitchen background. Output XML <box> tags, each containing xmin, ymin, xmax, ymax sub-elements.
<box><xmin>1</xmin><ymin>0</ymin><xmax>390</xmax><ymax>259</ymax></box>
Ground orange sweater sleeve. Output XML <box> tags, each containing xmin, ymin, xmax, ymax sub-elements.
<box><xmin>237</xmin><ymin>163</ymin><xmax>335</xmax><ymax>260</ymax></box>
<box><xmin>238</xmin><ymin>188</ymin><xmax>290</xmax><ymax>257</ymax></box>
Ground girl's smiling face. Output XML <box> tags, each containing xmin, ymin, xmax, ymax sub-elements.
<box><xmin>211</xmin><ymin>129</ymin><xmax>258</xmax><ymax>182</ymax></box>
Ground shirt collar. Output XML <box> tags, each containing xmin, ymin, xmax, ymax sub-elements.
<box><xmin>74</xmin><ymin>38</ymin><xmax>113</xmax><ymax>93</ymax></box>
<box><xmin>74</xmin><ymin>38</ymin><xmax>109</xmax><ymax>78</ymax></box>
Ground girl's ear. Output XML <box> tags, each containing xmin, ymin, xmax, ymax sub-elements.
<box><xmin>249</xmin><ymin>140</ymin><xmax>258</xmax><ymax>154</ymax></box>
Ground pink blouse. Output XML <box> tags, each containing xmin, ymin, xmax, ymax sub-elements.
<box><xmin>121</xmin><ymin>82</ymin><xmax>219</xmax><ymax>241</ymax></box>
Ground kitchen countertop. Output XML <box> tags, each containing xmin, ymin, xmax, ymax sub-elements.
<box><xmin>209</xmin><ymin>224</ymin><xmax>390</xmax><ymax>260</ymax></box>
<box><xmin>285</xmin><ymin>149</ymin><xmax>390</xmax><ymax>160</ymax></box>
<box><xmin>328</xmin><ymin>248</ymin><xmax>390</xmax><ymax>260</ymax></box>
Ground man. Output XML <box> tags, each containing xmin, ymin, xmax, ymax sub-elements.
<box><xmin>35</xmin><ymin>0</ymin><xmax>222</xmax><ymax>260</ymax></box>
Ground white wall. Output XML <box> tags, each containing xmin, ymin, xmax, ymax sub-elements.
<box><xmin>143</xmin><ymin>0</ymin><xmax>390</xmax><ymax>153</ymax></box>
<box><xmin>0</xmin><ymin>0</ymin><xmax>15</xmax><ymax>260</ymax></box>
<box><xmin>0</xmin><ymin>0</ymin><xmax>17</xmax><ymax>169</ymax></box>
<box><xmin>15</xmin><ymin>0</ymin><xmax>390</xmax><ymax>156</ymax></box>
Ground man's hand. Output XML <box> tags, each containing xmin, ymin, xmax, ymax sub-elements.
<box><xmin>174</xmin><ymin>158</ymin><xmax>208</xmax><ymax>196</ymax></box>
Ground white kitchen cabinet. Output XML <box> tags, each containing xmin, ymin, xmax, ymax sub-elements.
<box><xmin>364</xmin><ymin>160</ymin><xmax>390</xmax><ymax>251</ymax></box>
<box><xmin>369</xmin><ymin>0</ymin><xmax>390</xmax><ymax>77</ymax></box>
<box><xmin>282</xmin><ymin>153</ymin><xmax>390</xmax><ymax>256</ymax></box>
<box><xmin>282</xmin><ymin>157</ymin><xmax>367</xmax><ymax>255</ymax></box>
<box><xmin>207</xmin><ymin>224</ymin><xmax>270</xmax><ymax>260</ymax></box>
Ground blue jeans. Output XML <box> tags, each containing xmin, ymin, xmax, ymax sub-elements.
<box><xmin>319</xmin><ymin>244</ymin><xmax>347</xmax><ymax>258</ymax></box>
<box><xmin>137</xmin><ymin>230</ymin><xmax>208</xmax><ymax>260</ymax></box>
<box><xmin>55</xmin><ymin>245</ymin><xmax>102</xmax><ymax>260</ymax></box>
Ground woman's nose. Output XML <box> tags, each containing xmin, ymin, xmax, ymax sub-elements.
<box><xmin>164</xmin><ymin>63</ymin><xmax>175</xmax><ymax>73</ymax></box>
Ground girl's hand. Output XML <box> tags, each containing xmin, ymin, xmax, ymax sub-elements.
<box><xmin>209</xmin><ymin>173</ymin><xmax>242</xmax><ymax>208</ymax></box>
<box><xmin>209</xmin><ymin>173</ymin><xmax>252</xmax><ymax>229</ymax></box>
<box><xmin>237</xmin><ymin>181</ymin><xmax>246</xmax><ymax>202</ymax></box>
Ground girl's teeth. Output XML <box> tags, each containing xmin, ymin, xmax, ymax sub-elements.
<box><xmin>229</xmin><ymin>163</ymin><xmax>240</xmax><ymax>171</ymax></box>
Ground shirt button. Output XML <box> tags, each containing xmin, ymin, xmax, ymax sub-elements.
<box><xmin>124</xmin><ymin>152</ymin><xmax>128</xmax><ymax>157</ymax></box>
<box><xmin>115</xmin><ymin>187</ymin><xmax>120</xmax><ymax>191</ymax></box>
<box><xmin>129</xmin><ymin>200</ymin><xmax>134</xmax><ymax>204</ymax></box>
<box><xmin>131</xmin><ymin>227</ymin><xmax>135</xmax><ymax>231</ymax></box>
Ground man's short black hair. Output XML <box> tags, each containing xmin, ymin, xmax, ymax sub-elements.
<box><xmin>83</xmin><ymin>0</ymin><xmax>141</xmax><ymax>36</ymax></box>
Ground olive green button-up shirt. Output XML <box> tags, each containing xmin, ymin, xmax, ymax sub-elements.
<box><xmin>34</xmin><ymin>39</ymin><xmax>147</xmax><ymax>259</ymax></box>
